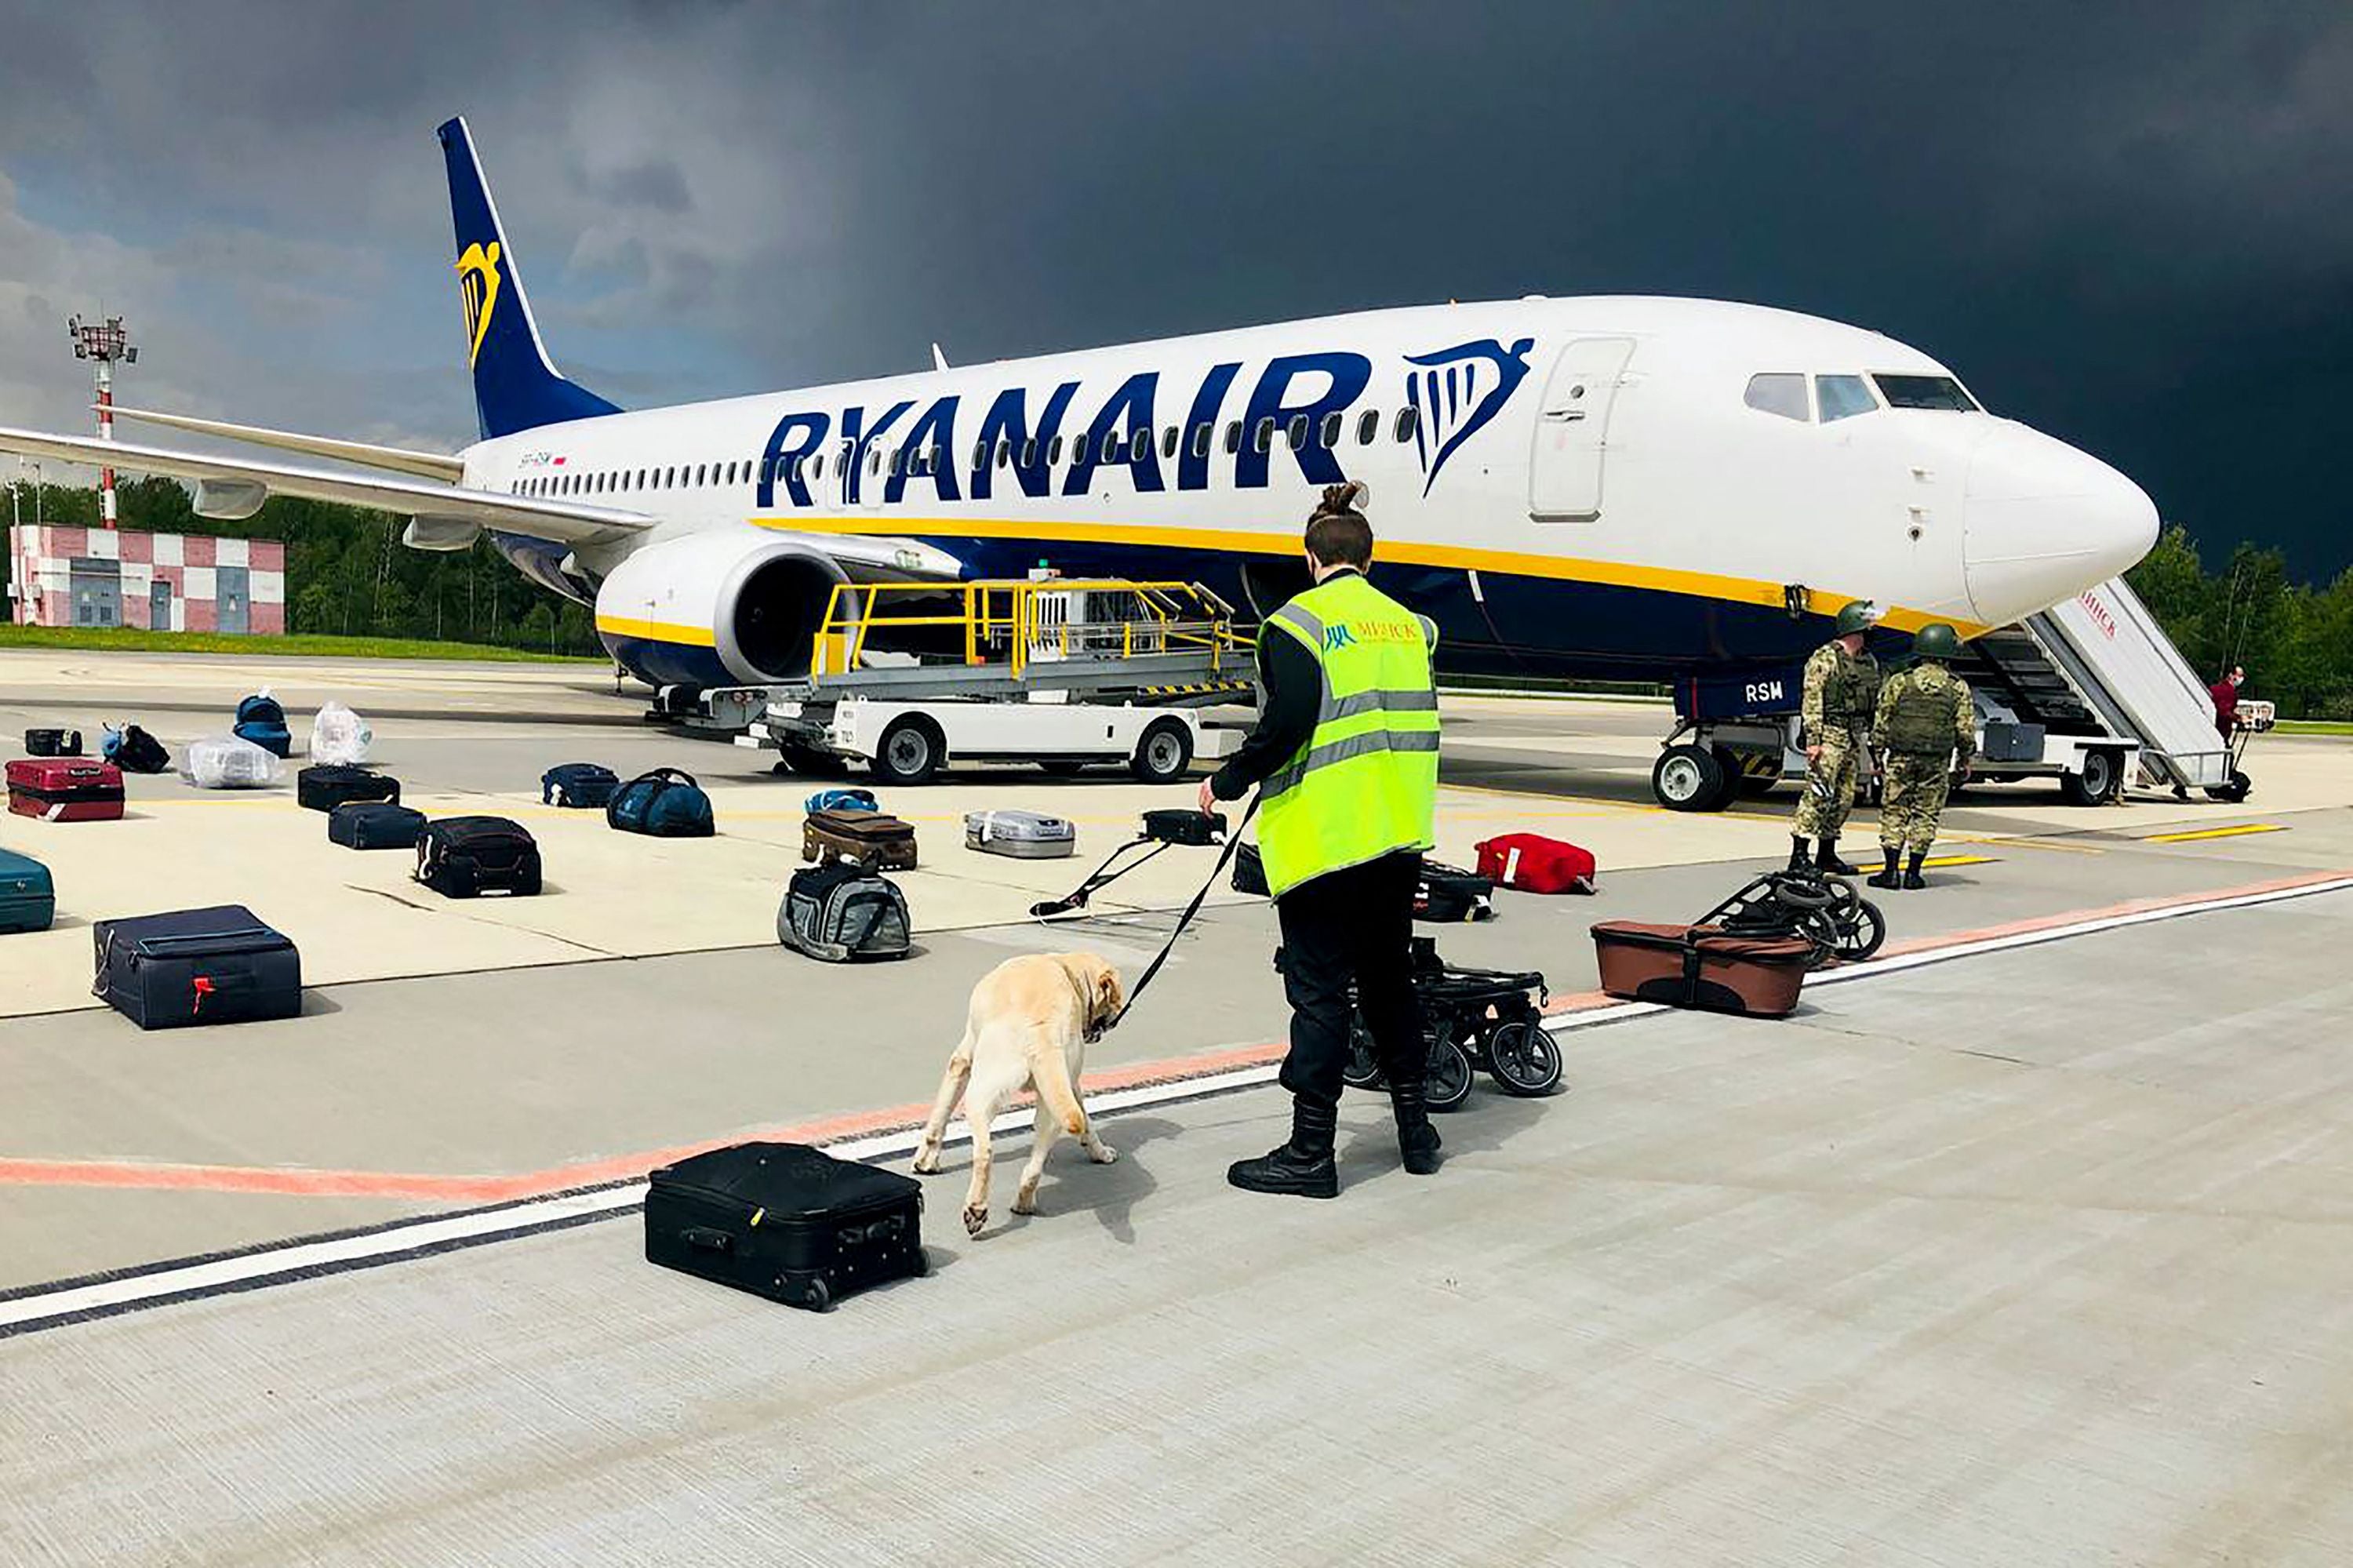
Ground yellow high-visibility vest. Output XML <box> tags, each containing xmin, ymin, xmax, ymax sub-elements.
<box><xmin>1255</xmin><ymin>571</ymin><xmax>1439</xmax><ymax>897</ymax></box>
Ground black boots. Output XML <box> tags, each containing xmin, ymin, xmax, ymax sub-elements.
<box><xmin>1228</xmin><ymin>1100</ymin><xmax>1339</xmax><ymax>1199</ymax></box>
<box><xmin>1391</xmin><ymin>1081</ymin><xmax>1443</xmax><ymax>1176</ymax></box>
<box><xmin>1815</xmin><ymin>836</ymin><xmax>1861</xmax><ymax>876</ymax></box>
<box><xmin>1903</xmin><ymin>849</ymin><xmax>1928</xmax><ymax>890</ymax></box>
<box><xmin>1787</xmin><ymin>836</ymin><xmax>1811</xmax><ymax>874</ymax></box>
<box><xmin>1867</xmin><ymin>847</ymin><xmax>1901</xmax><ymax>889</ymax></box>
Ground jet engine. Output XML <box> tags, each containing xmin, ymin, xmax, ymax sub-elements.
<box><xmin>591</xmin><ymin>527</ymin><xmax>850</xmax><ymax>688</ymax></box>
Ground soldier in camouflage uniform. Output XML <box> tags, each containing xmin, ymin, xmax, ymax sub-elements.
<box><xmin>1870</xmin><ymin>622</ymin><xmax>1976</xmax><ymax>890</ymax></box>
<box><xmin>1790</xmin><ymin>601</ymin><xmax>1881</xmax><ymax>875</ymax></box>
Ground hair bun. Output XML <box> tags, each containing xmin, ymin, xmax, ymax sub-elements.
<box><xmin>1319</xmin><ymin>480</ymin><xmax>1370</xmax><ymax>515</ymax></box>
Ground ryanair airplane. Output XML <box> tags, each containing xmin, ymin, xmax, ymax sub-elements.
<box><xmin>0</xmin><ymin>116</ymin><xmax>2157</xmax><ymax>697</ymax></box>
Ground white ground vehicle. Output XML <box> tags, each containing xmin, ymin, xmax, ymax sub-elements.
<box><xmin>754</xmin><ymin>693</ymin><xmax>1238</xmax><ymax>786</ymax></box>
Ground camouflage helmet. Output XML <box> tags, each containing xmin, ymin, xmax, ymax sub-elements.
<box><xmin>1914</xmin><ymin>622</ymin><xmax>1964</xmax><ymax>660</ymax></box>
<box><xmin>1833</xmin><ymin>601</ymin><xmax>1878</xmax><ymax>637</ymax></box>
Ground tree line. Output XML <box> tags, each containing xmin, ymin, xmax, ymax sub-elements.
<box><xmin>5</xmin><ymin>476</ymin><xmax>602</xmax><ymax>656</ymax></box>
<box><xmin>6</xmin><ymin>478</ymin><xmax>2348</xmax><ymax>714</ymax></box>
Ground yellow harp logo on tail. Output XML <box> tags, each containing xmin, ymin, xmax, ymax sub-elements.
<box><xmin>456</xmin><ymin>241</ymin><xmax>503</xmax><ymax>368</ymax></box>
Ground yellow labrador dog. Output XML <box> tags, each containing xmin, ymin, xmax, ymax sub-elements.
<box><xmin>913</xmin><ymin>952</ymin><xmax>1124</xmax><ymax>1236</ymax></box>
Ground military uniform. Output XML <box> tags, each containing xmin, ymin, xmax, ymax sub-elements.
<box><xmin>1791</xmin><ymin>637</ymin><xmax>1879</xmax><ymax>867</ymax></box>
<box><xmin>1871</xmin><ymin>657</ymin><xmax>1974</xmax><ymax>887</ymax></box>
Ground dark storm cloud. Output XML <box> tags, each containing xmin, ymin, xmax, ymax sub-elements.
<box><xmin>1</xmin><ymin>1</ymin><xmax>2345</xmax><ymax>573</ymax></box>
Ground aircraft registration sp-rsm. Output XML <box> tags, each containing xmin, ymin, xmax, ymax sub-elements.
<box><xmin>0</xmin><ymin>115</ymin><xmax>2157</xmax><ymax>697</ymax></box>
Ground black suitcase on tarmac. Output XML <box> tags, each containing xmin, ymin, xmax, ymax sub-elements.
<box><xmin>298</xmin><ymin>764</ymin><xmax>401</xmax><ymax>813</ymax></box>
<box><xmin>91</xmin><ymin>904</ymin><xmax>302</xmax><ymax>1030</ymax></box>
<box><xmin>644</xmin><ymin>1141</ymin><xmax>927</xmax><ymax>1312</ymax></box>
<box><xmin>327</xmin><ymin>801</ymin><xmax>427</xmax><ymax>850</ymax></box>
<box><xmin>24</xmin><ymin>728</ymin><xmax>83</xmax><ymax>757</ymax></box>
<box><xmin>416</xmin><ymin>815</ymin><xmax>541</xmax><ymax>897</ymax></box>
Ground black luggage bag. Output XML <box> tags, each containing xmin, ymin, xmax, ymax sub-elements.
<box><xmin>24</xmin><ymin>728</ymin><xmax>83</xmax><ymax>757</ymax></box>
<box><xmin>298</xmin><ymin>764</ymin><xmax>401</xmax><ymax>813</ymax></box>
<box><xmin>328</xmin><ymin>801</ymin><xmax>427</xmax><ymax>850</ymax></box>
<box><xmin>92</xmin><ymin>904</ymin><xmax>302</xmax><ymax>1030</ymax></box>
<box><xmin>416</xmin><ymin>815</ymin><xmax>541</xmax><ymax>897</ymax></box>
<box><xmin>645</xmin><ymin>1141</ymin><xmax>927</xmax><ymax>1312</ymax></box>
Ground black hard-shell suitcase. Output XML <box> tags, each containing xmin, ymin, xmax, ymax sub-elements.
<box><xmin>299</xmin><ymin>764</ymin><xmax>401</xmax><ymax>813</ymax></box>
<box><xmin>416</xmin><ymin>815</ymin><xmax>540</xmax><ymax>897</ymax></box>
<box><xmin>328</xmin><ymin>801</ymin><xmax>427</xmax><ymax>850</ymax></box>
<box><xmin>645</xmin><ymin>1141</ymin><xmax>927</xmax><ymax>1312</ymax></box>
<box><xmin>92</xmin><ymin>904</ymin><xmax>302</xmax><ymax>1030</ymax></box>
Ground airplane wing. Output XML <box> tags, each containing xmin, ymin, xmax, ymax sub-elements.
<box><xmin>100</xmin><ymin>406</ymin><xmax>467</xmax><ymax>482</ymax></box>
<box><xmin>0</xmin><ymin>424</ymin><xmax>646</xmax><ymax>549</ymax></box>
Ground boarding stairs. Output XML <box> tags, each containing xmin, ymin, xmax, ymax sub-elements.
<box><xmin>1957</xmin><ymin>577</ymin><xmax>2232</xmax><ymax>791</ymax></box>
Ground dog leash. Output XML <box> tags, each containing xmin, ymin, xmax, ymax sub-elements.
<box><xmin>1108</xmin><ymin>795</ymin><xmax>1259</xmax><ymax>1030</ymax></box>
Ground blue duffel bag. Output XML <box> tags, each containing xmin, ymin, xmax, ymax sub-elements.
<box><xmin>233</xmin><ymin>692</ymin><xmax>293</xmax><ymax>759</ymax></box>
<box><xmin>607</xmin><ymin>767</ymin><xmax>716</xmax><ymax>837</ymax></box>
<box><xmin>805</xmin><ymin>787</ymin><xmax>878</xmax><ymax>814</ymax></box>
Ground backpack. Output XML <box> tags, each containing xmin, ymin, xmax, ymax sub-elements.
<box><xmin>606</xmin><ymin>768</ymin><xmax>716</xmax><ymax>837</ymax></box>
<box><xmin>776</xmin><ymin>861</ymin><xmax>911</xmax><ymax>962</ymax></box>
<box><xmin>541</xmin><ymin>762</ymin><xmax>620</xmax><ymax>809</ymax></box>
<box><xmin>104</xmin><ymin>723</ymin><xmax>173</xmax><ymax>775</ymax></box>
<box><xmin>805</xmin><ymin>787</ymin><xmax>878</xmax><ymax>815</ymax></box>
<box><xmin>233</xmin><ymin>692</ymin><xmax>292</xmax><ymax>759</ymax></box>
<box><xmin>1474</xmin><ymin>834</ymin><xmax>1597</xmax><ymax>894</ymax></box>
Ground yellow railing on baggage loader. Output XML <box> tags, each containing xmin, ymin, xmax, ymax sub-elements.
<box><xmin>808</xmin><ymin>580</ymin><xmax>1246</xmax><ymax>681</ymax></box>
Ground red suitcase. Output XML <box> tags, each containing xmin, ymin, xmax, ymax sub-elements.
<box><xmin>1590</xmin><ymin>920</ymin><xmax>1811</xmax><ymax>1017</ymax></box>
<box><xmin>6</xmin><ymin>758</ymin><xmax>126</xmax><ymax>823</ymax></box>
<box><xmin>1475</xmin><ymin>833</ymin><xmax>1596</xmax><ymax>893</ymax></box>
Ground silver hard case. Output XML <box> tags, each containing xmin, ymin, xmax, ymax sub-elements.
<box><xmin>963</xmin><ymin>809</ymin><xmax>1078</xmax><ymax>859</ymax></box>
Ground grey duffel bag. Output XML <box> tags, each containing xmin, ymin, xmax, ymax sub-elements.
<box><xmin>777</xmin><ymin>862</ymin><xmax>911</xmax><ymax>962</ymax></box>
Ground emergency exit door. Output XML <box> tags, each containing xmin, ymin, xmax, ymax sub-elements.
<box><xmin>1527</xmin><ymin>337</ymin><xmax>1635</xmax><ymax>522</ymax></box>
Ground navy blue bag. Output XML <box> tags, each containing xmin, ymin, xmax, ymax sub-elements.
<box><xmin>607</xmin><ymin>768</ymin><xmax>716</xmax><ymax>837</ymax></box>
<box><xmin>543</xmin><ymin>762</ymin><xmax>620</xmax><ymax>809</ymax></box>
<box><xmin>233</xmin><ymin>693</ymin><xmax>293</xmax><ymax>759</ymax></box>
<box><xmin>805</xmin><ymin>787</ymin><xmax>878</xmax><ymax>814</ymax></box>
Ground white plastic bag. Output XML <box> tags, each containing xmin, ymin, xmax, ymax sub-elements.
<box><xmin>182</xmin><ymin>733</ymin><xmax>283</xmax><ymax>790</ymax></box>
<box><xmin>309</xmin><ymin>701</ymin><xmax>373</xmax><ymax>766</ymax></box>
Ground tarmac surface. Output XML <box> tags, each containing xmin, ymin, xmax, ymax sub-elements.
<box><xmin>4</xmin><ymin>647</ymin><xmax>2351</xmax><ymax>1565</ymax></box>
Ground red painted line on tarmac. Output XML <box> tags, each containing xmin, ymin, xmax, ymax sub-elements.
<box><xmin>8</xmin><ymin>867</ymin><xmax>2348</xmax><ymax>1201</ymax></box>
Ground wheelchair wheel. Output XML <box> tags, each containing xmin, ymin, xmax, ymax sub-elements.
<box><xmin>1426</xmin><ymin>1036</ymin><xmax>1475</xmax><ymax>1112</ymax></box>
<box><xmin>1341</xmin><ymin>1018</ymin><xmax>1384</xmax><ymax>1090</ymax></box>
<box><xmin>1484</xmin><ymin>1021</ymin><xmax>1562</xmax><ymax>1097</ymax></box>
<box><xmin>1833</xmin><ymin>897</ymin><xmax>1887</xmax><ymax>962</ymax></box>
<box><xmin>1794</xmin><ymin>909</ymin><xmax>1842</xmax><ymax>970</ymax></box>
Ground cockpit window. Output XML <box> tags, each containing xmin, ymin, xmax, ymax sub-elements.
<box><xmin>1815</xmin><ymin>374</ymin><xmax>1878</xmax><ymax>423</ymax></box>
<box><xmin>1744</xmin><ymin>373</ymin><xmax>1809</xmax><ymax>422</ymax></box>
<box><xmin>1873</xmin><ymin>373</ymin><xmax>1980</xmax><ymax>412</ymax></box>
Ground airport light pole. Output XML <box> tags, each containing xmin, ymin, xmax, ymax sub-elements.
<box><xmin>67</xmin><ymin>313</ymin><xmax>138</xmax><ymax>529</ymax></box>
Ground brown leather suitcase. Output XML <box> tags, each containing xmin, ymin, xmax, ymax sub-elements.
<box><xmin>803</xmin><ymin>807</ymin><xmax>918</xmax><ymax>871</ymax></box>
<box><xmin>1590</xmin><ymin>920</ymin><xmax>1811</xmax><ymax>1017</ymax></box>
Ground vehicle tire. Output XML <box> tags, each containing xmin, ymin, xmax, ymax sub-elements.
<box><xmin>871</xmin><ymin>718</ymin><xmax>944</xmax><ymax>786</ymax></box>
<box><xmin>1653</xmin><ymin>744</ymin><xmax>1729</xmax><ymax>812</ymax></box>
<box><xmin>1833</xmin><ymin>897</ymin><xmax>1887</xmax><ymax>962</ymax></box>
<box><xmin>1129</xmin><ymin>719</ymin><xmax>1193</xmax><ymax>784</ymax></box>
<box><xmin>2206</xmin><ymin>769</ymin><xmax>2252</xmax><ymax>804</ymax></box>
<box><xmin>2060</xmin><ymin>748</ymin><xmax>2122</xmax><ymax>806</ymax></box>
<box><xmin>1425</xmin><ymin>1036</ymin><xmax>1475</xmax><ymax>1112</ymax></box>
<box><xmin>1484</xmin><ymin>1021</ymin><xmax>1562</xmax><ymax>1097</ymax></box>
<box><xmin>1342</xmin><ymin>1019</ymin><xmax>1384</xmax><ymax>1090</ymax></box>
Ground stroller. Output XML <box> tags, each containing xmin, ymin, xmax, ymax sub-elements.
<box><xmin>1700</xmin><ymin>868</ymin><xmax>1885</xmax><ymax>969</ymax></box>
<box><xmin>1282</xmin><ymin>935</ymin><xmax>1561</xmax><ymax>1112</ymax></box>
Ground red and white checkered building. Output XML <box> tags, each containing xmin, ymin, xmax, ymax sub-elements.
<box><xmin>7</xmin><ymin>525</ymin><xmax>286</xmax><ymax>634</ymax></box>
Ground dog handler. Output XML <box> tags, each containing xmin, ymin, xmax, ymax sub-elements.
<box><xmin>1196</xmin><ymin>481</ymin><xmax>1442</xmax><ymax>1198</ymax></box>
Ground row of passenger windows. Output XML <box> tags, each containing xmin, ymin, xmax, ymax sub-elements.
<box><xmin>511</xmin><ymin>407</ymin><xmax>1424</xmax><ymax>500</ymax></box>
<box><xmin>1743</xmin><ymin>371</ymin><xmax>1980</xmax><ymax>425</ymax></box>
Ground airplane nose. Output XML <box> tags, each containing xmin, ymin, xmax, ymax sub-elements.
<box><xmin>1962</xmin><ymin>424</ymin><xmax>2160</xmax><ymax>627</ymax></box>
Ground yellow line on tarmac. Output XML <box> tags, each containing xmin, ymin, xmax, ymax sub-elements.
<box><xmin>2144</xmin><ymin>823</ymin><xmax>2286</xmax><ymax>845</ymax></box>
<box><xmin>1918</xmin><ymin>854</ymin><xmax>1997</xmax><ymax>869</ymax></box>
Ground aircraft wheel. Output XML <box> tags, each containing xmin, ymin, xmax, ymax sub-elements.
<box><xmin>1653</xmin><ymin>744</ymin><xmax>1729</xmax><ymax>812</ymax></box>
<box><xmin>2060</xmin><ymin>748</ymin><xmax>2122</xmax><ymax>806</ymax></box>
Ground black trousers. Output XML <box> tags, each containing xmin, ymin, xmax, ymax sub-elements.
<box><xmin>1275</xmin><ymin>850</ymin><xmax>1424</xmax><ymax>1112</ymax></box>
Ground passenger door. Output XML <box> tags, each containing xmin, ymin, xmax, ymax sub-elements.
<box><xmin>1528</xmin><ymin>337</ymin><xmax>1635</xmax><ymax>522</ymax></box>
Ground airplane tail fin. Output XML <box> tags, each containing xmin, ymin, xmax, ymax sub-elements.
<box><xmin>435</xmin><ymin>116</ymin><xmax>621</xmax><ymax>440</ymax></box>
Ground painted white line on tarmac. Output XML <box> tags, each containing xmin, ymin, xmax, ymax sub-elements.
<box><xmin>8</xmin><ymin>875</ymin><xmax>2348</xmax><ymax>1337</ymax></box>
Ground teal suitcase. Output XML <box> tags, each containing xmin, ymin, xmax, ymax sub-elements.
<box><xmin>0</xmin><ymin>849</ymin><xmax>56</xmax><ymax>933</ymax></box>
